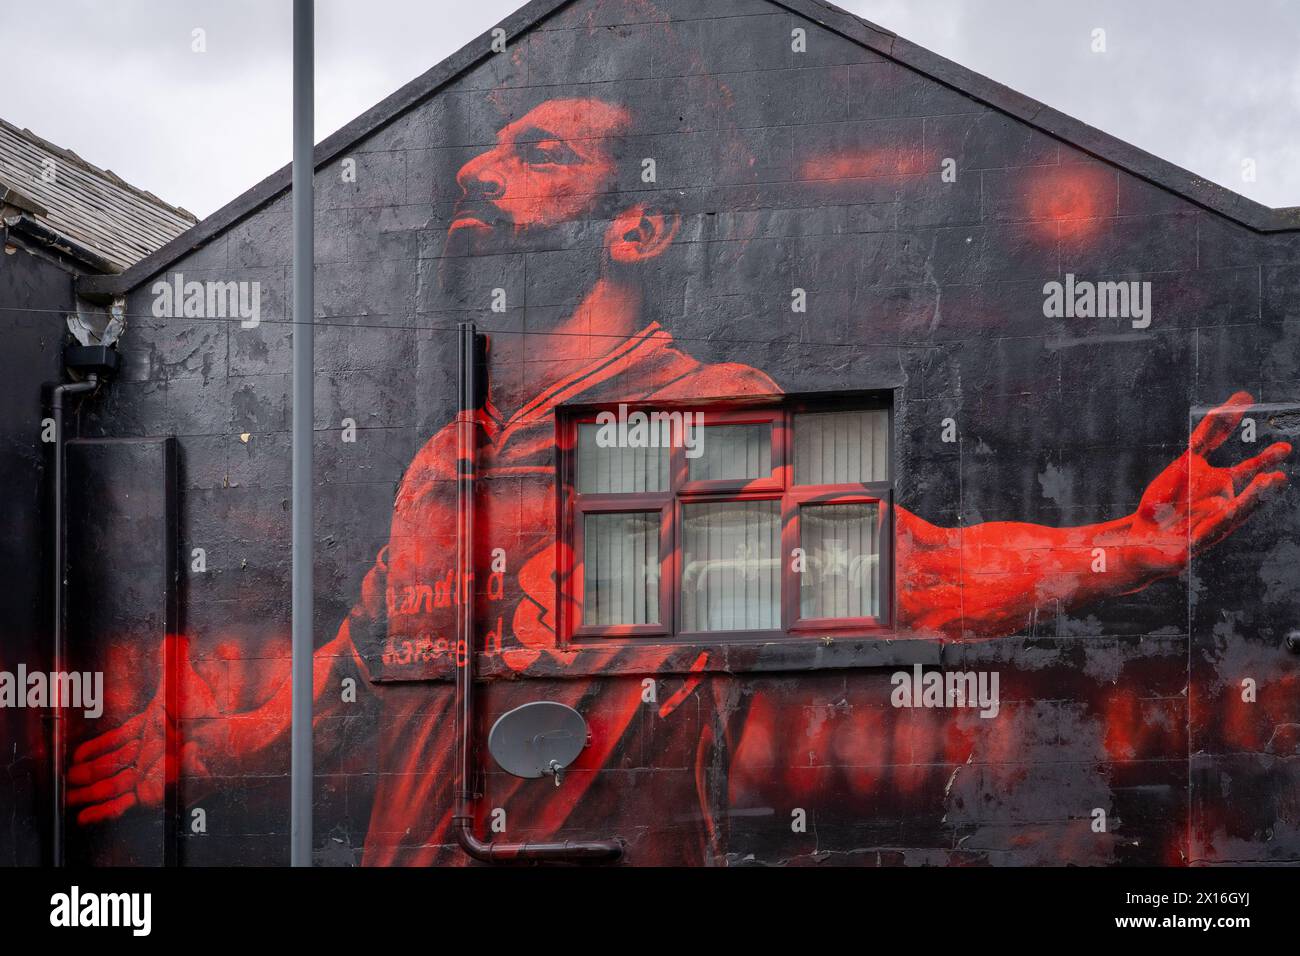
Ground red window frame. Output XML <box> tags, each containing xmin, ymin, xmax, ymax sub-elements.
<box><xmin>557</xmin><ymin>398</ymin><xmax>893</xmax><ymax>644</ymax></box>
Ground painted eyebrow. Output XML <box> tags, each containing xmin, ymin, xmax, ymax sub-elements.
<box><xmin>508</xmin><ymin>124</ymin><xmax>567</xmax><ymax>145</ymax></box>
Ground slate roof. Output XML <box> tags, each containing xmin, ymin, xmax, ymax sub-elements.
<box><xmin>77</xmin><ymin>0</ymin><xmax>1300</xmax><ymax>300</ymax></box>
<box><xmin>0</xmin><ymin>118</ymin><xmax>196</xmax><ymax>273</ymax></box>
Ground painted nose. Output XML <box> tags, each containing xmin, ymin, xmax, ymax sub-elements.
<box><xmin>456</xmin><ymin>149</ymin><xmax>506</xmax><ymax>201</ymax></box>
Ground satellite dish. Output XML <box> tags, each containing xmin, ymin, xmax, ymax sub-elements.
<box><xmin>488</xmin><ymin>701</ymin><xmax>590</xmax><ymax>782</ymax></box>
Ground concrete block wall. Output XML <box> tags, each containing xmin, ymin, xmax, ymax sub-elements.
<box><xmin>59</xmin><ymin>0</ymin><xmax>1300</xmax><ymax>865</ymax></box>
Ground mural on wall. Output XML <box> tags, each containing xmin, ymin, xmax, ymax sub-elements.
<box><xmin>59</xmin><ymin>0</ymin><xmax>1297</xmax><ymax>865</ymax></box>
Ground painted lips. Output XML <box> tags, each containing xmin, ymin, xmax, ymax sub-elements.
<box><xmin>449</xmin><ymin>202</ymin><xmax>509</xmax><ymax>234</ymax></box>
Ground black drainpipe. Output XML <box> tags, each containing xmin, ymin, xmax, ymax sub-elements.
<box><xmin>49</xmin><ymin>374</ymin><xmax>97</xmax><ymax>868</ymax></box>
<box><xmin>48</xmin><ymin>340</ymin><xmax>117</xmax><ymax>867</ymax></box>
<box><xmin>451</xmin><ymin>322</ymin><xmax>623</xmax><ymax>864</ymax></box>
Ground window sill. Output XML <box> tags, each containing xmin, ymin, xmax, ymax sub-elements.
<box><xmin>367</xmin><ymin>633</ymin><xmax>943</xmax><ymax>683</ymax></box>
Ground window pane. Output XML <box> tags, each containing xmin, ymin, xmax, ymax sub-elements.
<box><xmin>681</xmin><ymin>501</ymin><xmax>780</xmax><ymax>632</ymax></box>
<box><xmin>793</xmin><ymin>409</ymin><xmax>888</xmax><ymax>485</ymax></box>
<box><xmin>687</xmin><ymin>423</ymin><xmax>772</xmax><ymax>482</ymax></box>
<box><xmin>799</xmin><ymin>502</ymin><xmax>880</xmax><ymax>619</ymax></box>
<box><xmin>577</xmin><ymin>423</ymin><xmax>669</xmax><ymax>493</ymax></box>
<box><xmin>583</xmin><ymin>512</ymin><xmax>660</xmax><ymax>626</ymax></box>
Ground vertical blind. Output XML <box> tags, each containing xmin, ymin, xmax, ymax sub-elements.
<box><xmin>577</xmin><ymin>407</ymin><xmax>888</xmax><ymax>634</ymax></box>
<box><xmin>577</xmin><ymin>423</ymin><xmax>669</xmax><ymax>493</ymax></box>
<box><xmin>681</xmin><ymin>500</ymin><xmax>780</xmax><ymax>631</ymax></box>
<box><xmin>793</xmin><ymin>409</ymin><xmax>888</xmax><ymax>484</ymax></box>
<box><xmin>799</xmin><ymin>502</ymin><xmax>880</xmax><ymax>619</ymax></box>
<box><xmin>688</xmin><ymin>423</ymin><xmax>772</xmax><ymax>482</ymax></box>
<box><xmin>583</xmin><ymin>511</ymin><xmax>660</xmax><ymax>626</ymax></box>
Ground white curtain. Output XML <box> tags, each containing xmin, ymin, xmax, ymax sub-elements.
<box><xmin>799</xmin><ymin>502</ymin><xmax>880</xmax><ymax>619</ymax></box>
<box><xmin>681</xmin><ymin>500</ymin><xmax>780</xmax><ymax>631</ymax></box>
<box><xmin>578</xmin><ymin>409</ymin><xmax>887</xmax><ymax>631</ymax></box>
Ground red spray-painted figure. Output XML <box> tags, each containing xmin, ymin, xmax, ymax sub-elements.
<box><xmin>68</xmin><ymin>97</ymin><xmax>1290</xmax><ymax>863</ymax></box>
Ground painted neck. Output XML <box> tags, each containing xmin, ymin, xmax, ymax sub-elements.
<box><xmin>489</xmin><ymin>276</ymin><xmax>646</xmax><ymax>418</ymax></box>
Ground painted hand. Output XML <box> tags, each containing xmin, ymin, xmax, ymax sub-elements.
<box><xmin>1128</xmin><ymin>391</ymin><xmax>1290</xmax><ymax>577</ymax></box>
<box><xmin>67</xmin><ymin>636</ymin><xmax>215</xmax><ymax>825</ymax></box>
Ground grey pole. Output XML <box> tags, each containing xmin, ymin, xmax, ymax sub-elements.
<box><xmin>290</xmin><ymin>0</ymin><xmax>314</xmax><ymax>868</ymax></box>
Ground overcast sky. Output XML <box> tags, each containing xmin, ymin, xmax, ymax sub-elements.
<box><xmin>1</xmin><ymin>0</ymin><xmax>1296</xmax><ymax>218</ymax></box>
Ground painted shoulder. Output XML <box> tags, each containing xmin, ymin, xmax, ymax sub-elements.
<box><xmin>652</xmin><ymin>353</ymin><xmax>781</xmax><ymax>401</ymax></box>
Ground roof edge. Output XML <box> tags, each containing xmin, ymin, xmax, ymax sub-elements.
<box><xmin>5</xmin><ymin>213</ymin><xmax>120</xmax><ymax>274</ymax></box>
<box><xmin>782</xmin><ymin>0</ymin><xmax>1300</xmax><ymax>232</ymax></box>
<box><xmin>0</xmin><ymin>180</ymin><xmax>48</xmax><ymax>218</ymax></box>
<box><xmin>76</xmin><ymin>0</ymin><xmax>573</xmax><ymax>301</ymax></box>
<box><xmin>1</xmin><ymin>118</ymin><xmax>198</xmax><ymax>224</ymax></box>
<box><xmin>78</xmin><ymin>0</ymin><xmax>1300</xmax><ymax>301</ymax></box>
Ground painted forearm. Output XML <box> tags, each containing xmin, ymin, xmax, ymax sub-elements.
<box><xmin>213</xmin><ymin>558</ymin><xmax>385</xmax><ymax>766</ymax></box>
<box><xmin>896</xmin><ymin>507</ymin><xmax>1162</xmax><ymax>640</ymax></box>
<box><xmin>202</xmin><ymin>625</ymin><xmax>363</xmax><ymax>770</ymax></box>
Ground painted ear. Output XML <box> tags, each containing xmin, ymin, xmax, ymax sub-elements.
<box><xmin>606</xmin><ymin>204</ymin><xmax>680</xmax><ymax>264</ymax></box>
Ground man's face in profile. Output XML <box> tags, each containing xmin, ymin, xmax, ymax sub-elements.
<box><xmin>445</xmin><ymin>97</ymin><xmax>631</xmax><ymax>258</ymax></box>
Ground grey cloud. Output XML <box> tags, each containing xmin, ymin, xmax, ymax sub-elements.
<box><xmin>0</xmin><ymin>0</ymin><xmax>1295</xmax><ymax>217</ymax></box>
<box><xmin>846</xmin><ymin>0</ymin><xmax>1300</xmax><ymax>209</ymax></box>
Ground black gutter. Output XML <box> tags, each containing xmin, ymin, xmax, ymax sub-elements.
<box><xmin>6</xmin><ymin>215</ymin><xmax>120</xmax><ymax>275</ymax></box>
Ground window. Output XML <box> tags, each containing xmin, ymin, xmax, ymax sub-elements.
<box><xmin>560</xmin><ymin>400</ymin><xmax>892</xmax><ymax>641</ymax></box>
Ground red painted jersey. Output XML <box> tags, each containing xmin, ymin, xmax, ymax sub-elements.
<box><xmin>341</xmin><ymin>323</ymin><xmax>777</xmax><ymax>864</ymax></box>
